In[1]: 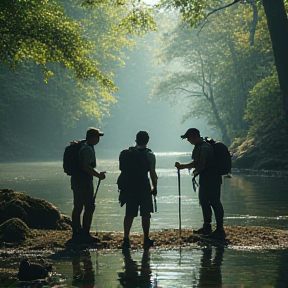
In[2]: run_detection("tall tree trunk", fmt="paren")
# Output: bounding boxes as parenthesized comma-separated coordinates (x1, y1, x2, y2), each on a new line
(263, 0, 288, 121)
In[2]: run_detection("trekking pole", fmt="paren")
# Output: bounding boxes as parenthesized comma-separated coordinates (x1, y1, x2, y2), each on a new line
(93, 178, 101, 203)
(177, 169, 181, 238)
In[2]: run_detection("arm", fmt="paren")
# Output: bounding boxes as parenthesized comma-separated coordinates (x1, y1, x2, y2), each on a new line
(175, 161, 195, 170)
(148, 153, 158, 195)
(149, 167, 158, 191)
(81, 163, 106, 180)
(79, 145, 106, 180)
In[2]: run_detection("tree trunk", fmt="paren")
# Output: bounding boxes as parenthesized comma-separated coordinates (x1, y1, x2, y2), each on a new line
(262, 0, 288, 121)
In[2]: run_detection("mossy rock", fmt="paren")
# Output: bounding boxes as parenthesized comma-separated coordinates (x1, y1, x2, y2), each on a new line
(0, 189, 71, 230)
(0, 218, 32, 243)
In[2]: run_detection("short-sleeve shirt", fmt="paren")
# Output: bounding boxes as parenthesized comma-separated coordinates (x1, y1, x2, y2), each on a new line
(192, 141, 222, 185)
(79, 143, 96, 169)
(71, 142, 96, 185)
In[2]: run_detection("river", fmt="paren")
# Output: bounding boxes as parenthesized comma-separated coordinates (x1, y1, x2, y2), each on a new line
(1, 152, 288, 287)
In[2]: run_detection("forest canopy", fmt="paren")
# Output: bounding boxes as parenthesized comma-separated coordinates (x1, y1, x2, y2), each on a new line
(151, 0, 288, 169)
(0, 0, 156, 159)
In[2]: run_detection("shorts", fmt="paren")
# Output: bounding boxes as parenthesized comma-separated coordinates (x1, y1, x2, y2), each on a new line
(71, 179, 94, 210)
(125, 190, 153, 217)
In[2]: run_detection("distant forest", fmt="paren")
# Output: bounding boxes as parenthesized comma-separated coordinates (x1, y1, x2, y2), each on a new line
(1, 0, 288, 169)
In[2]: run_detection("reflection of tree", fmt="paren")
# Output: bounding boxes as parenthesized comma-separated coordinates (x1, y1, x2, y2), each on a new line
(198, 245, 224, 288)
(118, 249, 152, 288)
(72, 250, 95, 288)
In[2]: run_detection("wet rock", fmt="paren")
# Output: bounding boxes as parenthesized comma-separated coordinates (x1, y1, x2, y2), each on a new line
(0, 218, 32, 243)
(18, 258, 52, 281)
(0, 189, 71, 230)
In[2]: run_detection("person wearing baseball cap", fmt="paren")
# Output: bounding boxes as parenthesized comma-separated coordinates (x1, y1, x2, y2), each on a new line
(175, 128, 225, 239)
(71, 127, 106, 244)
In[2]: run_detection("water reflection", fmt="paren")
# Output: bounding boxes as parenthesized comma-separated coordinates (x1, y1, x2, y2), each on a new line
(71, 250, 95, 288)
(118, 249, 152, 288)
(198, 245, 224, 287)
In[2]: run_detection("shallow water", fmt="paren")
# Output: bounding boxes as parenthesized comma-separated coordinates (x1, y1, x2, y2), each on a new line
(1, 153, 288, 287)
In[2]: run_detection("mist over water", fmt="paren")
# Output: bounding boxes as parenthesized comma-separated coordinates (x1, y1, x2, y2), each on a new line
(77, 39, 218, 160)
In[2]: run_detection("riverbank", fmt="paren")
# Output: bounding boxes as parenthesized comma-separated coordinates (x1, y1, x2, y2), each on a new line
(1, 226, 288, 282)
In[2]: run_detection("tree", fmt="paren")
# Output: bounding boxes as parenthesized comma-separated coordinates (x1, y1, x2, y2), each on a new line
(0, 0, 113, 88)
(0, 0, 156, 159)
(157, 0, 288, 122)
(152, 4, 273, 144)
(262, 0, 288, 120)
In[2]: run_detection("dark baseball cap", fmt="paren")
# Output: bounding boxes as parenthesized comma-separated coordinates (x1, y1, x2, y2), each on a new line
(181, 128, 200, 139)
(86, 127, 104, 138)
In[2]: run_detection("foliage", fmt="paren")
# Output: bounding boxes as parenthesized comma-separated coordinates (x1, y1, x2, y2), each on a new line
(0, 0, 156, 159)
(152, 4, 274, 144)
(244, 71, 283, 136)
(0, 0, 113, 87)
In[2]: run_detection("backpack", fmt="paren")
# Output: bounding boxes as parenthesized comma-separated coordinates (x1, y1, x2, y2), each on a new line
(204, 137, 232, 175)
(63, 140, 86, 176)
(117, 147, 151, 192)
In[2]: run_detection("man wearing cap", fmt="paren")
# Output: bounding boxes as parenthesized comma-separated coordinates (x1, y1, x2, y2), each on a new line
(175, 128, 225, 239)
(120, 131, 158, 249)
(71, 127, 106, 243)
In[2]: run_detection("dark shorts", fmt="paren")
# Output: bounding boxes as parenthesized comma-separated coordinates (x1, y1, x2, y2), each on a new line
(125, 190, 153, 217)
(71, 179, 94, 210)
(198, 183, 221, 205)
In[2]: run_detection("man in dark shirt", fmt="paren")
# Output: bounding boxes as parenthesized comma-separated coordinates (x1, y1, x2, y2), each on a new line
(175, 128, 225, 239)
(71, 127, 106, 243)
(120, 131, 158, 249)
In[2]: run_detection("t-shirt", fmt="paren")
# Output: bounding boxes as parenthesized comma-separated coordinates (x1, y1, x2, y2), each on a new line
(71, 142, 96, 185)
(192, 141, 222, 185)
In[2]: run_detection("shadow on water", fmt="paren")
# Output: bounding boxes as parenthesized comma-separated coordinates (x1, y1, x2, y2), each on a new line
(71, 250, 95, 287)
(117, 244, 225, 288)
(198, 245, 224, 288)
(7, 245, 288, 287)
(118, 249, 152, 288)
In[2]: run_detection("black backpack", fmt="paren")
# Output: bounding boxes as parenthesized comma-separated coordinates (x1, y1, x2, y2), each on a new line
(204, 137, 232, 175)
(63, 140, 86, 176)
(117, 147, 151, 191)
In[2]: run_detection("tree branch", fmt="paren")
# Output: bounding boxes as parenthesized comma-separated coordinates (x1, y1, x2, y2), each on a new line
(198, 0, 242, 34)
(175, 87, 203, 97)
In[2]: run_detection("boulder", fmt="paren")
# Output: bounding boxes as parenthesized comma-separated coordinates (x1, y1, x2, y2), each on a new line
(0, 218, 32, 242)
(0, 189, 71, 230)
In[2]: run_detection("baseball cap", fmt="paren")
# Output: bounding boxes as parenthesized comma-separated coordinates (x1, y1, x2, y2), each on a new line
(181, 128, 200, 139)
(86, 127, 104, 138)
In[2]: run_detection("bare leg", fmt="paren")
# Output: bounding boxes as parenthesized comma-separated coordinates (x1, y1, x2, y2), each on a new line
(72, 207, 82, 233)
(141, 215, 150, 240)
(124, 216, 134, 238)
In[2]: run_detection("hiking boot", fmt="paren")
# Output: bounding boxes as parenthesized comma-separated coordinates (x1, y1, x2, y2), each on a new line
(206, 228, 226, 240)
(122, 237, 131, 249)
(82, 232, 101, 244)
(72, 228, 83, 243)
(193, 225, 212, 236)
(143, 238, 154, 250)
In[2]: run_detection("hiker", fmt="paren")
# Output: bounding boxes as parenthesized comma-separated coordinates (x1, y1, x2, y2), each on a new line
(174, 128, 226, 239)
(118, 131, 158, 249)
(71, 127, 106, 243)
